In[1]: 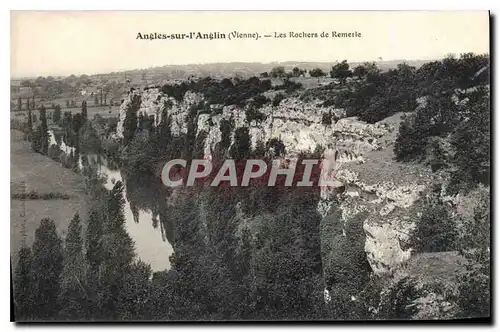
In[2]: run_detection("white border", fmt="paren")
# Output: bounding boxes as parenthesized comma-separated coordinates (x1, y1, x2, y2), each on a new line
(2, 1, 497, 331)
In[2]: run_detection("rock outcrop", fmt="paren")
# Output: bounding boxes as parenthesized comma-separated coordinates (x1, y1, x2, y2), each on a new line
(116, 88, 434, 274)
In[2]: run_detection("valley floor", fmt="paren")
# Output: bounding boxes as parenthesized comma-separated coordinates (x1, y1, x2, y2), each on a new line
(10, 130, 88, 266)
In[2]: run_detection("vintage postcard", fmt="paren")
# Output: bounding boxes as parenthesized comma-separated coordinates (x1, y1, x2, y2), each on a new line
(10, 11, 490, 322)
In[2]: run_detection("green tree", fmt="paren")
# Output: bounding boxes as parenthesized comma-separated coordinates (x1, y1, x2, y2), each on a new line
(84, 209, 104, 319)
(378, 276, 422, 319)
(123, 95, 141, 146)
(58, 214, 88, 320)
(272, 93, 285, 107)
(330, 60, 352, 84)
(394, 115, 427, 162)
(292, 67, 304, 77)
(39, 105, 49, 155)
(409, 196, 458, 253)
(31, 218, 64, 320)
(85, 209, 104, 271)
(251, 190, 324, 320)
(81, 100, 88, 121)
(266, 138, 286, 157)
(27, 106, 33, 139)
(53, 104, 62, 123)
(270, 66, 286, 78)
(230, 127, 251, 159)
(99, 181, 136, 319)
(322, 209, 372, 319)
(448, 88, 490, 192)
(309, 68, 326, 82)
(456, 187, 490, 318)
(14, 247, 34, 320)
(353, 64, 368, 80)
(115, 260, 154, 320)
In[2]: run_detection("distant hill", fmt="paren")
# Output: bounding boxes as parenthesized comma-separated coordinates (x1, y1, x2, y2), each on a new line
(98, 59, 433, 79)
(9, 58, 436, 107)
(13, 59, 436, 81)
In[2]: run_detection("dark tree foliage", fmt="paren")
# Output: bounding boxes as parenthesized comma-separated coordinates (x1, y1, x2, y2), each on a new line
(245, 106, 267, 124)
(309, 68, 326, 79)
(353, 64, 368, 80)
(53, 104, 62, 123)
(138, 112, 145, 130)
(85, 208, 104, 309)
(394, 114, 428, 162)
(330, 60, 352, 84)
(270, 66, 286, 78)
(218, 118, 234, 155)
(249, 186, 324, 320)
(14, 247, 34, 320)
(292, 67, 306, 77)
(266, 138, 286, 157)
(81, 100, 87, 121)
(272, 79, 303, 92)
(99, 181, 136, 319)
(31, 218, 64, 320)
(409, 195, 458, 253)
(394, 78, 490, 194)
(456, 189, 490, 318)
(192, 130, 208, 159)
(58, 214, 88, 320)
(378, 276, 423, 320)
(447, 88, 490, 193)
(230, 127, 251, 159)
(248, 94, 270, 109)
(161, 76, 272, 108)
(328, 55, 489, 123)
(322, 208, 372, 319)
(27, 107, 33, 139)
(38, 105, 49, 155)
(322, 112, 333, 126)
(123, 94, 141, 146)
(272, 93, 285, 107)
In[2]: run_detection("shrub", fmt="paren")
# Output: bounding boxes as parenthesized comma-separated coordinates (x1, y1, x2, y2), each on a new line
(409, 196, 458, 253)
(378, 276, 422, 319)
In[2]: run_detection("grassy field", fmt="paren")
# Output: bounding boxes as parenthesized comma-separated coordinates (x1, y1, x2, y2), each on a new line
(10, 130, 88, 266)
(11, 105, 121, 123)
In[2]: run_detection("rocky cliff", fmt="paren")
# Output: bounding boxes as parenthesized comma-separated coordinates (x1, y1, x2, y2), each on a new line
(116, 87, 434, 275)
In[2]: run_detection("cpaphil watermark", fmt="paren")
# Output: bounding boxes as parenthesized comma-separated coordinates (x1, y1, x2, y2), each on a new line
(161, 158, 340, 188)
(19, 180, 28, 247)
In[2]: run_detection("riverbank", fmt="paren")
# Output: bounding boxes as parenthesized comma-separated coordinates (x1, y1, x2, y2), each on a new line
(10, 129, 88, 265)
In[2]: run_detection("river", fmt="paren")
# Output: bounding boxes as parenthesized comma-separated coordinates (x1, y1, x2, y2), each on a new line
(49, 131, 174, 272)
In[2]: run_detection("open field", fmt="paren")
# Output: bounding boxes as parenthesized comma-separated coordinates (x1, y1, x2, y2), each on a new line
(11, 105, 121, 122)
(10, 130, 88, 265)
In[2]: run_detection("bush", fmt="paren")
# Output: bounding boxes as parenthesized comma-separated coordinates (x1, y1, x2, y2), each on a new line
(322, 112, 333, 126)
(378, 276, 422, 319)
(272, 93, 285, 107)
(409, 196, 458, 253)
(394, 115, 427, 162)
(11, 190, 70, 200)
(245, 106, 266, 124)
(161, 76, 273, 107)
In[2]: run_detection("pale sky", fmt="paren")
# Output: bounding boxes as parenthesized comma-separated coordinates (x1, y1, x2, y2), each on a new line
(11, 11, 490, 77)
